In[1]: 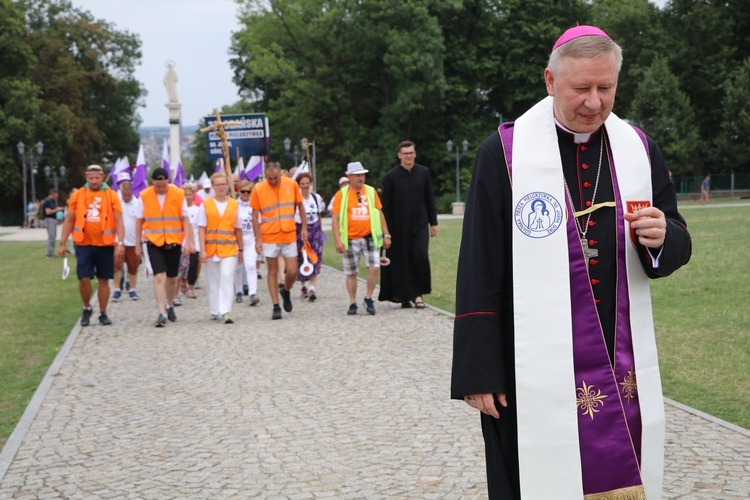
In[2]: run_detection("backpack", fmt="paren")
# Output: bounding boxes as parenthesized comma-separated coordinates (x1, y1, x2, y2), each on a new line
(37, 198, 48, 221)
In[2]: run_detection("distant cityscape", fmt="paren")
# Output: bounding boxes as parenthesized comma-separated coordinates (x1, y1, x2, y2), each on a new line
(138, 125, 199, 164)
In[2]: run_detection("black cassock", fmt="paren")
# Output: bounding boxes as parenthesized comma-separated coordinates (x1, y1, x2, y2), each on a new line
(379, 163, 438, 304)
(451, 126, 692, 499)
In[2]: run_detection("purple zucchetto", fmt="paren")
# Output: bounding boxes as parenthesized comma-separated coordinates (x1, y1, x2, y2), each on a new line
(552, 25, 612, 52)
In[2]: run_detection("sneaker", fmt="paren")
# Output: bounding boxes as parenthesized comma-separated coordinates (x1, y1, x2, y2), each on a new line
(308, 291, 317, 302)
(347, 303, 358, 315)
(166, 306, 177, 322)
(272, 304, 282, 320)
(279, 284, 293, 312)
(301, 285, 309, 298)
(210, 314, 219, 321)
(129, 290, 140, 301)
(235, 292, 243, 303)
(173, 297, 182, 307)
(223, 313, 234, 324)
(112, 289, 122, 302)
(81, 307, 93, 327)
(364, 297, 376, 315)
(99, 312, 112, 326)
(155, 313, 167, 327)
(249, 294, 260, 306)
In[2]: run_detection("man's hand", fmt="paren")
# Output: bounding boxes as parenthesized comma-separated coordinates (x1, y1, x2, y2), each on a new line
(384, 237, 392, 250)
(301, 227, 308, 242)
(238, 250, 244, 264)
(135, 244, 142, 258)
(255, 240, 263, 255)
(464, 393, 507, 419)
(335, 240, 345, 254)
(624, 207, 666, 249)
(58, 243, 67, 257)
(430, 225, 438, 238)
(115, 245, 125, 258)
(200, 251, 207, 263)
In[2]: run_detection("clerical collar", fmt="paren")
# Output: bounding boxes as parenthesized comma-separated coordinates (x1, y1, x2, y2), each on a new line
(554, 119, 596, 144)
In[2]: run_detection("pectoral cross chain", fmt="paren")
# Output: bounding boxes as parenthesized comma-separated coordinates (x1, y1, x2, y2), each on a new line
(581, 238, 598, 271)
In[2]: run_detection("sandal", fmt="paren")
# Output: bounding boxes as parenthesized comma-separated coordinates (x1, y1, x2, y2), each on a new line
(187, 290, 197, 299)
(414, 300, 426, 309)
(401, 301, 413, 309)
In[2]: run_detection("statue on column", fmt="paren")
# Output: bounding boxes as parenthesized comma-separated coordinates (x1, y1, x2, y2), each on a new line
(163, 61, 179, 103)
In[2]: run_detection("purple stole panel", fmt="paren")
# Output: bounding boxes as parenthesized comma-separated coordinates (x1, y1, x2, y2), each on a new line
(500, 124, 645, 496)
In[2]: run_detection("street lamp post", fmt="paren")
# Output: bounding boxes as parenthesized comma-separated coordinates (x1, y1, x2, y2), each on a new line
(17, 141, 44, 228)
(283, 137, 299, 166)
(45, 165, 67, 190)
(446, 139, 469, 203)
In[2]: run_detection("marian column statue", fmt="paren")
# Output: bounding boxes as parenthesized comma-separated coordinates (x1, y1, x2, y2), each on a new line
(163, 62, 179, 103)
(163, 61, 182, 179)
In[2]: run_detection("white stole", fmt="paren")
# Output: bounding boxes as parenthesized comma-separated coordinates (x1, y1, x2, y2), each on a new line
(511, 96, 664, 499)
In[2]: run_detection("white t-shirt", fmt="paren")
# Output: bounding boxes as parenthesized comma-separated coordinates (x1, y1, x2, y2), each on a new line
(186, 204, 201, 252)
(118, 193, 143, 246)
(237, 200, 256, 244)
(295, 192, 325, 225)
(197, 199, 243, 262)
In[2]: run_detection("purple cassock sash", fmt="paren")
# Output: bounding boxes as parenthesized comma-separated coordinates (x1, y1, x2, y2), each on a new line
(500, 123, 648, 498)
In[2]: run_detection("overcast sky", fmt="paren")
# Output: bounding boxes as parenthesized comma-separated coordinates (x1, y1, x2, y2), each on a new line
(71, 0, 242, 128)
(70, 0, 669, 128)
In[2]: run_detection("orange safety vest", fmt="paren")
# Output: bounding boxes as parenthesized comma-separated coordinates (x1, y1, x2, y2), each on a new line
(203, 197, 239, 258)
(256, 176, 297, 236)
(141, 185, 185, 246)
(72, 187, 118, 245)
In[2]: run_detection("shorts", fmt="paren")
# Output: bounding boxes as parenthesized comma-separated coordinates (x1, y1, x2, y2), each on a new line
(343, 237, 379, 275)
(147, 243, 182, 278)
(262, 242, 297, 259)
(114, 246, 140, 274)
(75, 245, 115, 281)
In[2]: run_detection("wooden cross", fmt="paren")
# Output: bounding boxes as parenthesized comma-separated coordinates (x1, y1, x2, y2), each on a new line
(200, 108, 243, 198)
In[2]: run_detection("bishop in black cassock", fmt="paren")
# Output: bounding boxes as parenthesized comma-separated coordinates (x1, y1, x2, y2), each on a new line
(451, 25, 692, 500)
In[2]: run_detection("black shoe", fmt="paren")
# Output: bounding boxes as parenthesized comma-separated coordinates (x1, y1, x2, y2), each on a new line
(272, 304, 282, 320)
(243, 285, 249, 296)
(166, 306, 177, 322)
(308, 291, 317, 302)
(81, 307, 93, 327)
(401, 301, 413, 309)
(279, 284, 293, 312)
(364, 297, 376, 315)
(155, 313, 167, 327)
(347, 303, 358, 315)
(99, 312, 112, 326)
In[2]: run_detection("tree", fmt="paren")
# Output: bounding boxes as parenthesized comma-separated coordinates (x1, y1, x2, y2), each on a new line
(630, 57, 699, 175)
(716, 58, 750, 173)
(0, 0, 42, 214)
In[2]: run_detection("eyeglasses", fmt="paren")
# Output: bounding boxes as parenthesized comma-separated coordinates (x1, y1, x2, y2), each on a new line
(239, 190, 251, 194)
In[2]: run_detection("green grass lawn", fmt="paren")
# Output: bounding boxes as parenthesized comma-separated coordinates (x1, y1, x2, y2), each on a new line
(0, 242, 82, 449)
(1, 206, 748, 450)
(324, 204, 750, 429)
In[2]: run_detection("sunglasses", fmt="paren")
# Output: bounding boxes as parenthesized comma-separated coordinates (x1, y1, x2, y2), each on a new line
(239, 190, 251, 194)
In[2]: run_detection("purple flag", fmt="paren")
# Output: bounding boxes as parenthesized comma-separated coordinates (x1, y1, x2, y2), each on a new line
(214, 158, 222, 173)
(131, 145, 148, 197)
(174, 158, 186, 187)
(246, 156, 263, 181)
(161, 139, 171, 182)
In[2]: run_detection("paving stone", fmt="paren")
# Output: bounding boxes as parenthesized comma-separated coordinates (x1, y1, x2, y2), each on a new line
(0, 249, 748, 497)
